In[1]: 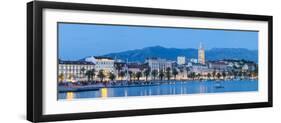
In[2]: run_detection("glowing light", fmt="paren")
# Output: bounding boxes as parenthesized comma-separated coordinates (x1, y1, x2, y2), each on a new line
(101, 88, 108, 98)
(66, 92, 75, 100)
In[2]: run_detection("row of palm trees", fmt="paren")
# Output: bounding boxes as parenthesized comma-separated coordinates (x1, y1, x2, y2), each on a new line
(115, 67, 180, 81)
(58, 68, 106, 82)
(188, 69, 258, 80)
(59, 65, 258, 82)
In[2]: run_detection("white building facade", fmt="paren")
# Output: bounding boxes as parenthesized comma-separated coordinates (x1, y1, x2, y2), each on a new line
(145, 57, 172, 72)
(177, 56, 186, 65)
(58, 60, 95, 82)
(94, 56, 115, 74)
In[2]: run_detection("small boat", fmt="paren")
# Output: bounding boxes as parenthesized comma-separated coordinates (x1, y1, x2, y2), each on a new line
(214, 83, 224, 88)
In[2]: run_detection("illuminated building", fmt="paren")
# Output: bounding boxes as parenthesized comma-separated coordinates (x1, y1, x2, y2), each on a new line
(198, 42, 205, 65)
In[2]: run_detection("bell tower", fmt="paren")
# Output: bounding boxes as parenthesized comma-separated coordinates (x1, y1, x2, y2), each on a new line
(198, 42, 205, 64)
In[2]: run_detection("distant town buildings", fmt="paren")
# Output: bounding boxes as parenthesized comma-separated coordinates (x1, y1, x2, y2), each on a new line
(190, 58, 198, 63)
(127, 63, 149, 75)
(58, 43, 258, 82)
(208, 61, 228, 71)
(191, 63, 209, 74)
(177, 56, 186, 65)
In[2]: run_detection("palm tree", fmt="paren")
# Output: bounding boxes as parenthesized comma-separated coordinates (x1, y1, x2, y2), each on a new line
(80, 67, 86, 81)
(136, 71, 142, 81)
(172, 68, 178, 80)
(109, 72, 116, 81)
(207, 73, 211, 80)
(212, 70, 217, 79)
(222, 71, 227, 80)
(238, 71, 243, 79)
(247, 71, 251, 78)
(151, 70, 158, 80)
(128, 71, 133, 81)
(67, 74, 73, 81)
(189, 72, 196, 80)
(115, 63, 123, 79)
(159, 69, 165, 81)
(179, 67, 184, 78)
(85, 70, 91, 81)
(91, 69, 96, 80)
(217, 72, 221, 80)
(58, 73, 64, 82)
(97, 69, 105, 82)
(233, 70, 238, 79)
(165, 67, 171, 80)
(179, 67, 184, 77)
(85, 69, 95, 82)
(132, 72, 137, 81)
(186, 67, 190, 79)
(118, 71, 125, 81)
(197, 73, 201, 79)
(143, 68, 150, 81)
(228, 70, 233, 79)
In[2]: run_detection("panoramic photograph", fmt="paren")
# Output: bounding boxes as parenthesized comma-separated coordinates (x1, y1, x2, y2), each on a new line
(57, 22, 258, 100)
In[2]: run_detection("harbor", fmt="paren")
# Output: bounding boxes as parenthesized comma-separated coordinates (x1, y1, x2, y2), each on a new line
(58, 80, 258, 99)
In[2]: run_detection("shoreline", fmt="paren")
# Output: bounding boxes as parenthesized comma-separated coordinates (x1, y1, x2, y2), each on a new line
(58, 79, 258, 93)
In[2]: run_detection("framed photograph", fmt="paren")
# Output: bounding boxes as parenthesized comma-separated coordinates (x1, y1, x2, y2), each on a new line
(27, 1, 273, 122)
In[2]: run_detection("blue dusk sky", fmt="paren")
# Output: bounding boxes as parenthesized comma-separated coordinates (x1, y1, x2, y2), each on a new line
(58, 23, 258, 60)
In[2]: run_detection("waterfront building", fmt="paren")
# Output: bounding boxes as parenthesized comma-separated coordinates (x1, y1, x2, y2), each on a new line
(127, 63, 148, 73)
(124, 63, 149, 80)
(208, 61, 228, 71)
(198, 42, 205, 65)
(191, 63, 210, 74)
(94, 56, 115, 75)
(58, 60, 95, 82)
(177, 56, 186, 65)
(83, 56, 116, 80)
(113, 62, 127, 80)
(145, 57, 172, 72)
(114, 62, 126, 72)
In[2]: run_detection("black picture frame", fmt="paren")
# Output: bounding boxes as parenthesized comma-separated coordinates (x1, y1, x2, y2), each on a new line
(27, 1, 273, 122)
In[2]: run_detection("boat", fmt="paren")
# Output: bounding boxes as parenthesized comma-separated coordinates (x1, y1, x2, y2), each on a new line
(214, 82, 224, 88)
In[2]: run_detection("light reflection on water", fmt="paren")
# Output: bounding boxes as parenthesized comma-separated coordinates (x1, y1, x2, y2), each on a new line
(101, 88, 108, 99)
(66, 92, 74, 100)
(60, 80, 258, 100)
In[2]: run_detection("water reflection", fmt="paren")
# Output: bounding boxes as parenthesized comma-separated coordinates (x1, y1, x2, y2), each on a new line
(59, 80, 258, 100)
(66, 92, 75, 100)
(101, 88, 108, 98)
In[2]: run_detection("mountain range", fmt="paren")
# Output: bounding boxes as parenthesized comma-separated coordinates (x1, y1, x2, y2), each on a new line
(101, 46, 258, 63)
